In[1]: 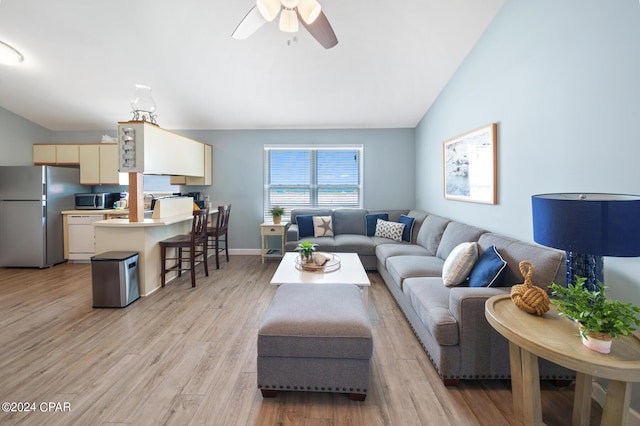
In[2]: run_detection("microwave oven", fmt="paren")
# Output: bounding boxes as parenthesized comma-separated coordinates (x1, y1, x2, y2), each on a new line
(75, 192, 121, 210)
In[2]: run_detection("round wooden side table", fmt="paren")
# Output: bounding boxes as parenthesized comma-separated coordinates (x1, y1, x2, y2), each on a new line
(485, 294, 640, 426)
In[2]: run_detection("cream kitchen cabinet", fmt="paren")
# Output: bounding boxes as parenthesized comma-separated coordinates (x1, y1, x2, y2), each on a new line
(170, 144, 213, 186)
(33, 144, 80, 165)
(79, 144, 123, 185)
(64, 213, 106, 260)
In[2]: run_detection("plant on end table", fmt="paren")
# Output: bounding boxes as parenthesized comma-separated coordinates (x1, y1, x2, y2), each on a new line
(549, 277, 640, 353)
(295, 241, 317, 263)
(270, 206, 285, 224)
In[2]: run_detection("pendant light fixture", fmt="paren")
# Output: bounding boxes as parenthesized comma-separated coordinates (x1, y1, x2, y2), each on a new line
(0, 41, 24, 65)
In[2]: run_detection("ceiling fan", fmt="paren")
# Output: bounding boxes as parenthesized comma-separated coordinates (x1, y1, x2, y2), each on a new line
(232, 0, 338, 49)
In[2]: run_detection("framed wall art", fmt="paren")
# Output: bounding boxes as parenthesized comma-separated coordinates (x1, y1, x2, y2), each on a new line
(443, 123, 497, 204)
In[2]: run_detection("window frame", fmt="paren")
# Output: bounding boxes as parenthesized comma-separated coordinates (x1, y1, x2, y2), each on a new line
(263, 144, 364, 222)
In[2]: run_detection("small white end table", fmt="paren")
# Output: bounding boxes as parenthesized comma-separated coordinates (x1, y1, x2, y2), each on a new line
(260, 222, 289, 263)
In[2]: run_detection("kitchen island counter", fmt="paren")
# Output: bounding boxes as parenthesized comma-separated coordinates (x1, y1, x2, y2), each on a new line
(93, 213, 192, 228)
(94, 214, 194, 295)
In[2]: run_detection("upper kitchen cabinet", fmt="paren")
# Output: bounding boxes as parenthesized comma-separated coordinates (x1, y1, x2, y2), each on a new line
(170, 144, 213, 186)
(118, 121, 206, 177)
(33, 144, 80, 165)
(79, 144, 124, 185)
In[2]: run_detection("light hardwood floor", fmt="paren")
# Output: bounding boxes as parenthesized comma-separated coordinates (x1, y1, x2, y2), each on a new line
(0, 256, 601, 425)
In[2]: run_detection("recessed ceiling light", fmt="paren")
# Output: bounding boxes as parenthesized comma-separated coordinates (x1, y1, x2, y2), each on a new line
(0, 41, 24, 65)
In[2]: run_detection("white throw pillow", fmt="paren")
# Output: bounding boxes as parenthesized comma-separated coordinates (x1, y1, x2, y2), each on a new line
(442, 242, 478, 287)
(313, 216, 334, 237)
(374, 219, 405, 242)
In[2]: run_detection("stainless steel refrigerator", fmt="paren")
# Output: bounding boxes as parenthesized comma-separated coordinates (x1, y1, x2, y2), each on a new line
(0, 165, 83, 268)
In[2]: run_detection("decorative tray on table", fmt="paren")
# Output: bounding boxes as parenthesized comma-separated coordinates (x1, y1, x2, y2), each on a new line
(295, 252, 341, 273)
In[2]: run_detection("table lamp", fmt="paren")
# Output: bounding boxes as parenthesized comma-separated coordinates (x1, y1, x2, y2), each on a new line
(531, 193, 640, 291)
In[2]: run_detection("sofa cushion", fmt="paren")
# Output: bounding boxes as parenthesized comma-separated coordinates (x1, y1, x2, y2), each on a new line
(403, 278, 459, 346)
(416, 215, 451, 255)
(297, 215, 315, 238)
(442, 242, 478, 287)
(313, 216, 334, 237)
(375, 243, 431, 268)
(375, 219, 405, 242)
(406, 210, 429, 243)
(468, 245, 507, 287)
(436, 222, 486, 260)
(333, 208, 368, 235)
(365, 213, 388, 236)
(333, 234, 377, 256)
(398, 215, 415, 242)
(292, 209, 333, 224)
(287, 237, 336, 253)
(386, 255, 445, 288)
(477, 233, 565, 289)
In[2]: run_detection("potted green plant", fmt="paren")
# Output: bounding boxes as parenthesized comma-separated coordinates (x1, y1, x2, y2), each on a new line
(295, 241, 317, 263)
(270, 206, 285, 224)
(549, 277, 640, 354)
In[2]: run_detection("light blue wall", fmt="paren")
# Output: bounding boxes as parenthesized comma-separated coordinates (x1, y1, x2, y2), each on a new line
(52, 128, 416, 250)
(0, 107, 51, 165)
(415, 0, 640, 408)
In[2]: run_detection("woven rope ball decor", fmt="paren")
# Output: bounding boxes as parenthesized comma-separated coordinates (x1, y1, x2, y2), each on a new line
(510, 260, 550, 315)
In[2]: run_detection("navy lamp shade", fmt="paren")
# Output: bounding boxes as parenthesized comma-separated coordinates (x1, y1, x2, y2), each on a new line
(532, 193, 640, 290)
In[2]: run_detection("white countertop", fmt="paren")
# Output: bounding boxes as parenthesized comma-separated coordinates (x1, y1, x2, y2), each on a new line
(62, 209, 127, 215)
(93, 213, 194, 228)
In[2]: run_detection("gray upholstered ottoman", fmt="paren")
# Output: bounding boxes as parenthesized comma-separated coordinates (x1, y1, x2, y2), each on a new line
(257, 283, 373, 401)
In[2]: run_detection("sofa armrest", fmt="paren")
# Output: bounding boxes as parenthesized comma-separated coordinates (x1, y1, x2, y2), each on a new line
(449, 287, 510, 323)
(286, 224, 299, 242)
(449, 287, 512, 377)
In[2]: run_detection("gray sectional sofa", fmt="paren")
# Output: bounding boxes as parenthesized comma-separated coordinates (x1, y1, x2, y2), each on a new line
(285, 208, 574, 384)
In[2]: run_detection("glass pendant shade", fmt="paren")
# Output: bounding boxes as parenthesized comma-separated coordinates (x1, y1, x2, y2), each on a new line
(257, 0, 281, 22)
(280, 0, 299, 8)
(131, 84, 156, 113)
(279, 8, 299, 33)
(297, 0, 321, 24)
(0, 41, 24, 65)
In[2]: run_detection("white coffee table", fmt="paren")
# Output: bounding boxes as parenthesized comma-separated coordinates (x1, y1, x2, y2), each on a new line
(270, 252, 371, 307)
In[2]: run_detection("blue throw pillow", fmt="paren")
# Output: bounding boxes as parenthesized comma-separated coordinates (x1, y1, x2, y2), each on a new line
(398, 215, 415, 242)
(468, 245, 507, 287)
(365, 213, 388, 236)
(296, 215, 315, 238)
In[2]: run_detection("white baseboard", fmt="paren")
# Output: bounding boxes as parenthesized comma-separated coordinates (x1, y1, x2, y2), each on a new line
(592, 381, 640, 425)
(228, 249, 261, 256)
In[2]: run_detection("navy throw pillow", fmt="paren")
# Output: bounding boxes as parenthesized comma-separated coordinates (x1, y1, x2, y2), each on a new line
(468, 245, 507, 287)
(296, 215, 315, 238)
(365, 213, 388, 236)
(398, 215, 415, 242)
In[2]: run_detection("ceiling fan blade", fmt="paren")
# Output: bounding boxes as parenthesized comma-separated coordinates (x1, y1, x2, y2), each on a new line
(297, 10, 338, 49)
(232, 6, 267, 40)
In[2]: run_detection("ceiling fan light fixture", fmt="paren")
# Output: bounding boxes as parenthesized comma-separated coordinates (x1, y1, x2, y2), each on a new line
(279, 8, 299, 33)
(256, 0, 281, 22)
(297, 0, 321, 24)
(0, 40, 24, 66)
(280, 0, 299, 9)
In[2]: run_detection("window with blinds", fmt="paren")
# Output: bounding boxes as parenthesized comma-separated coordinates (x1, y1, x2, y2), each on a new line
(263, 145, 363, 221)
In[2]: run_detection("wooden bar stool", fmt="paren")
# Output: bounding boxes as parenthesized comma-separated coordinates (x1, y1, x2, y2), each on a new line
(207, 204, 231, 269)
(160, 209, 209, 288)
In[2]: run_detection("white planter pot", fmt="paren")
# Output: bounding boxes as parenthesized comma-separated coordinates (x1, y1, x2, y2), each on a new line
(580, 332, 612, 354)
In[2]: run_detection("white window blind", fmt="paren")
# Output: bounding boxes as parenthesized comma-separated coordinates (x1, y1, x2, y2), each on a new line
(263, 145, 363, 221)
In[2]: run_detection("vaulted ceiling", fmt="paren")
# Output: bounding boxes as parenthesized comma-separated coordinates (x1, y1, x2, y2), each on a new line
(0, 0, 504, 131)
